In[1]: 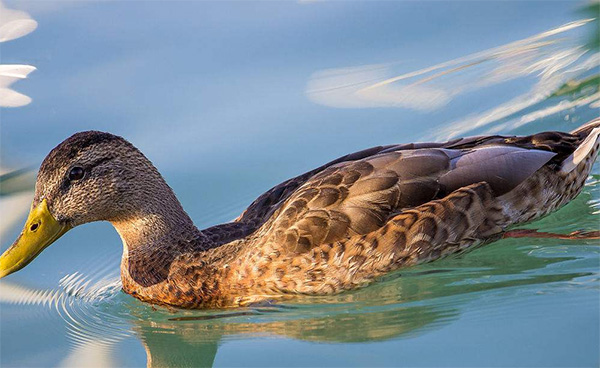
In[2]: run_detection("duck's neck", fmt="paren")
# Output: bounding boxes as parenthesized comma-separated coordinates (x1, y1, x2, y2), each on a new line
(110, 187, 211, 288)
(112, 206, 204, 253)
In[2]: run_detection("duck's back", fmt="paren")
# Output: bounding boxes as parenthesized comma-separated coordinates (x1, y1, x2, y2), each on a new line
(207, 122, 591, 246)
(182, 120, 599, 303)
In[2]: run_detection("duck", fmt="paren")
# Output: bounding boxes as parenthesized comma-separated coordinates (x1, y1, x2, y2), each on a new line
(1, 119, 599, 308)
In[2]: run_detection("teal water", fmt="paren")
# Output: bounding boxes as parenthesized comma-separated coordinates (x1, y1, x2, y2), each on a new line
(1, 2, 599, 367)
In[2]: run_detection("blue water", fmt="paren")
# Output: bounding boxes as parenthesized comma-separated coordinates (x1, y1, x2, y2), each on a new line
(1, 1, 599, 367)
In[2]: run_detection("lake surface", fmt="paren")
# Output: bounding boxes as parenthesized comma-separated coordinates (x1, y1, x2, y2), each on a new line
(1, 1, 599, 367)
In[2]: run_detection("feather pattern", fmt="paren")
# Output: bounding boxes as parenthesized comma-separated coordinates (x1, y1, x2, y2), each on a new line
(117, 120, 600, 308)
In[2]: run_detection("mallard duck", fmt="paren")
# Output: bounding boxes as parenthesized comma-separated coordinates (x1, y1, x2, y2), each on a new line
(1, 119, 599, 308)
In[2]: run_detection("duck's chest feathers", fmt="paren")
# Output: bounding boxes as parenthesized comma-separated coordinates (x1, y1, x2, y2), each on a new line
(120, 237, 244, 308)
(126, 242, 181, 287)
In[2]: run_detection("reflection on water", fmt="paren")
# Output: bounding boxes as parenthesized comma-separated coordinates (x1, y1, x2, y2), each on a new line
(1, 3, 599, 368)
(0, 1, 36, 42)
(0, 0, 36, 107)
(306, 18, 599, 139)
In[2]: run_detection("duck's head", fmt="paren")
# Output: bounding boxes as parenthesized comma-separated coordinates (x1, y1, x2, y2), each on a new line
(0, 131, 177, 279)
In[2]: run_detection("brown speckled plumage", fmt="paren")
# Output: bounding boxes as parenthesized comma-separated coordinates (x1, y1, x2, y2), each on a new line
(25, 119, 600, 308)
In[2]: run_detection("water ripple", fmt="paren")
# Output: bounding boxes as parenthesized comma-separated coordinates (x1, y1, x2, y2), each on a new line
(0, 262, 131, 354)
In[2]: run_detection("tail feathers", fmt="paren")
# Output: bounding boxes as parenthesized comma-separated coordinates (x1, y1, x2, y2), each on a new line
(561, 118, 600, 174)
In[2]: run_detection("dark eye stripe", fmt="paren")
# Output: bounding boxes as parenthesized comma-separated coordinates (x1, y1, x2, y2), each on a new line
(89, 156, 114, 169)
(69, 156, 114, 180)
(57, 156, 115, 196)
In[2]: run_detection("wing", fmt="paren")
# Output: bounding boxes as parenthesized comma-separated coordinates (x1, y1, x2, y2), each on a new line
(201, 143, 440, 245)
(202, 130, 577, 248)
(260, 144, 556, 254)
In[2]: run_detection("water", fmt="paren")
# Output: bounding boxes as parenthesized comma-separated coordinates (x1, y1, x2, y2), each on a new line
(1, 1, 599, 367)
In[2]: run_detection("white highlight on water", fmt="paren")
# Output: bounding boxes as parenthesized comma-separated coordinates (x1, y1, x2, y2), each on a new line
(305, 19, 599, 138)
(0, 0, 37, 107)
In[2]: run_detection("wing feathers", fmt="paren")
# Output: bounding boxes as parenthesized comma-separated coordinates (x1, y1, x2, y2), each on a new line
(440, 146, 556, 195)
(205, 126, 589, 253)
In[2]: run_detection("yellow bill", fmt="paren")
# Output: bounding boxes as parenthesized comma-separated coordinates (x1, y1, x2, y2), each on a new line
(0, 199, 71, 278)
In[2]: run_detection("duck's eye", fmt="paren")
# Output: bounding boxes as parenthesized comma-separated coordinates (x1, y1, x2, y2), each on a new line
(68, 167, 85, 181)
